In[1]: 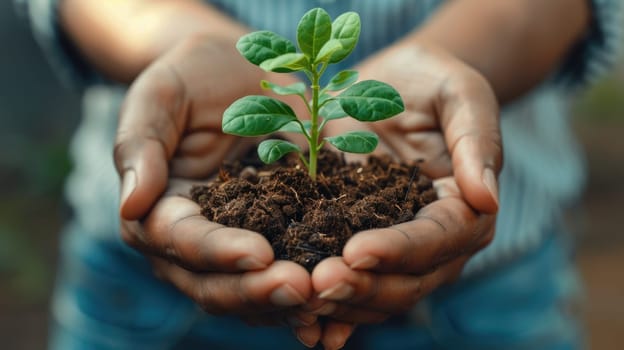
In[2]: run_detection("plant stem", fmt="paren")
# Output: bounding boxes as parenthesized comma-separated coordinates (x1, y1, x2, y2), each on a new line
(309, 69, 321, 181)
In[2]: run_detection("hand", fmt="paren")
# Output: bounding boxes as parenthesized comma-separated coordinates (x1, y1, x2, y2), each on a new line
(113, 34, 315, 327)
(315, 42, 502, 349)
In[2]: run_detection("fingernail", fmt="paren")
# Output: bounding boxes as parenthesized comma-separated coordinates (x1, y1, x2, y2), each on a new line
(319, 282, 354, 301)
(270, 284, 306, 306)
(350, 256, 379, 270)
(295, 328, 318, 348)
(310, 302, 336, 315)
(482, 167, 499, 208)
(235, 256, 267, 270)
(120, 169, 137, 207)
(335, 330, 354, 350)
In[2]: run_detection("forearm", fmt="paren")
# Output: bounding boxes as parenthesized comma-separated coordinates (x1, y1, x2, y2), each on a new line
(59, 0, 248, 83)
(411, 0, 590, 103)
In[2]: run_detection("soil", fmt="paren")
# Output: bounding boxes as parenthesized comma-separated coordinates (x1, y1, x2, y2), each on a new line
(191, 149, 437, 271)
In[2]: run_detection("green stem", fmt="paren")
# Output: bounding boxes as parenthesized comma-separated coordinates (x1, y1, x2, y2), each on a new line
(309, 68, 321, 181)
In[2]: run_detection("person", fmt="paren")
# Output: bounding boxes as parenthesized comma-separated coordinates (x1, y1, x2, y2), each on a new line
(19, 0, 621, 349)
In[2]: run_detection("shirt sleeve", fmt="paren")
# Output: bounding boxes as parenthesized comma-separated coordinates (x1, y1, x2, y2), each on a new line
(557, 0, 623, 88)
(15, 0, 106, 90)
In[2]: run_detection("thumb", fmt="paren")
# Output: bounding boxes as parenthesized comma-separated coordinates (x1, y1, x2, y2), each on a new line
(114, 65, 188, 220)
(439, 76, 502, 214)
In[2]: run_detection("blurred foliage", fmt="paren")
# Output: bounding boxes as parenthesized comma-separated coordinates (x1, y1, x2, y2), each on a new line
(0, 141, 72, 306)
(574, 73, 624, 123)
(0, 225, 50, 305)
(2, 141, 73, 196)
(0, 2, 78, 308)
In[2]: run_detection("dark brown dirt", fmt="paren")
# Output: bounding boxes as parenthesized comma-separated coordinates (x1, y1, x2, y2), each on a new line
(190, 150, 437, 271)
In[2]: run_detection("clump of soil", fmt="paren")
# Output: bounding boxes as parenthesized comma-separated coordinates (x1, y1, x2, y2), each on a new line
(190, 150, 437, 271)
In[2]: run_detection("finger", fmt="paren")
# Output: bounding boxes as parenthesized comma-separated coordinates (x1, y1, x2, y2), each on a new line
(171, 133, 252, 178)
(128, 189, 274, 272)
(438, 71, 502, 214)
(342, 178, 495, 274)
(240, 310, 316, 328)
(152, 259, 312, 315)
(379, 128, 452, 178)
(313, 257, 398, 315)
(321, 321, 355, 350)
(301, 296, 337, 316)
(115, 62, 188, 220)
(313, 256, 468, 316)
(325, 303, 389, 324)
(294, 322, 322, 348)
(373, 112, 453, 178)
(123, 179, 274, 272)
(286, 312, 318, 328)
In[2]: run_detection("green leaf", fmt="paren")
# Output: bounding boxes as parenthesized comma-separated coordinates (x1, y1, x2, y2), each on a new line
(329, 12, 360, 63)
(326, 131, 379, 153)
(314, 39, 343, 64)
(261, 80, 306, 96)
(259, 53, 308, 72)
(222, 96, 297, 136)
(336, 80, 404, 121)
(279, 120, 312, 134)
(319, 99, 347, 120)
(236, 31, 296, 66)
(325, 70, 359, 91)
(258, 139, 302, 164)
(297, 8, 332, 60)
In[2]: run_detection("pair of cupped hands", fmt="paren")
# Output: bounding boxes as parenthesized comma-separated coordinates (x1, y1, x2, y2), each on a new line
(114, 34, 502, 350)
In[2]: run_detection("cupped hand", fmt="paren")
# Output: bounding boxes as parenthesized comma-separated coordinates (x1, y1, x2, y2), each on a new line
(113, 34, 315, 328)
(123, 178, 314, 326)
(315, 42, 502, 349)
(311, 177, 495, 348)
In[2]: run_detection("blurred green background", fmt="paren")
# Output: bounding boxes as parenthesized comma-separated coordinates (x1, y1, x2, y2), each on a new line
(1, 2, 623, 349)
(1, 3, 79, 349)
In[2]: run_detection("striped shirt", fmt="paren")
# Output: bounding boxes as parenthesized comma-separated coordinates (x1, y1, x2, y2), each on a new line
(19, 0, 623, 276)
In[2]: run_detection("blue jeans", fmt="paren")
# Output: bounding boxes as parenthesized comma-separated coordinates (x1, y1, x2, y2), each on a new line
(49, 222, 583, 349)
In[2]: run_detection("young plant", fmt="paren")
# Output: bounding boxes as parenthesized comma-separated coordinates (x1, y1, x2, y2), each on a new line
(222, 8, 404, 181)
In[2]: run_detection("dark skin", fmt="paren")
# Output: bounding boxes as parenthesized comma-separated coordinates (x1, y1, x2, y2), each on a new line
(60, 0, 589, 348)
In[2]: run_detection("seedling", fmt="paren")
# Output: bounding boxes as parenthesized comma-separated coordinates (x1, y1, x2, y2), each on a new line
(222, 8, 404, 181)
